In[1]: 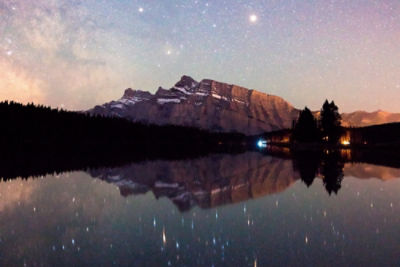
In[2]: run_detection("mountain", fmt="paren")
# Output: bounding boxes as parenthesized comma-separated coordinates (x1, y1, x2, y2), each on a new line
(341, 110, 400, 127)
(89, 76, 299, 135)
(89, 75, 400, 134)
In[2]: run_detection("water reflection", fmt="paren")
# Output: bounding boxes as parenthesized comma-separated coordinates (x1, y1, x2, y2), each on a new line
(90, 153, 299, 211)
(293, 150, 345, 195)
(89, 151, 400, 211)
(1, 150, 400, 266)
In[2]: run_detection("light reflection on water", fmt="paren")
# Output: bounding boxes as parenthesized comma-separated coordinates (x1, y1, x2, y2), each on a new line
(0, 152, 400, 266)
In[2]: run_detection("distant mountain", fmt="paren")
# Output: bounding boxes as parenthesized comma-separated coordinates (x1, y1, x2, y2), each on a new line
(341, 110, 400, 127)
(89, 76, 299, 135)
(89, 75, 400, 134)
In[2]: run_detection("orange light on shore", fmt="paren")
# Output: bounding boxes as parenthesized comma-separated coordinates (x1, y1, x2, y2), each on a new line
(342, 140, 350, 146)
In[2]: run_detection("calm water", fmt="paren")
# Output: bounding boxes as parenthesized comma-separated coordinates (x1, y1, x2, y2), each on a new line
(1, 152, 400, 266)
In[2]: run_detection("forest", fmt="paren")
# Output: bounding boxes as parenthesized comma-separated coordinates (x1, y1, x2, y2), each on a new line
(0, 101, 250, 179)
(0, 101, 248, 149)
(267, 100, 400, 149)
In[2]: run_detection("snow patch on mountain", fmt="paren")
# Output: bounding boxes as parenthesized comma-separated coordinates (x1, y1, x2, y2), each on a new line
(88, 75, 300, 135)
(157, 98, 181, 104)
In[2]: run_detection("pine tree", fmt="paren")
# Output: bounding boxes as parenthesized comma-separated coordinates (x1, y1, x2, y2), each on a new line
(292, 107, 320, 142)
(320, 100, 342, 144)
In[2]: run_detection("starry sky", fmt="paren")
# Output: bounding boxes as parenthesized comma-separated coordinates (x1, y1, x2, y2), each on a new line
(1, 158, 400, 266)
(0, 0, 399, 112)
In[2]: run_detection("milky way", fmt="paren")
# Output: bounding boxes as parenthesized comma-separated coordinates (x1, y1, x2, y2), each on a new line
(0, 0, 399, 112)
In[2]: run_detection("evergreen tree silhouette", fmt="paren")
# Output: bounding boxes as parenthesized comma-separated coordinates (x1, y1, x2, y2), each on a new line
(292, 107, 320, 143)
(320, 100, 342, 144)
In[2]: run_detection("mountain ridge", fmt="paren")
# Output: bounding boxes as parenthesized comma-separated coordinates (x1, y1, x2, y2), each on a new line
(89, 75, 299, 135)
(88, 75, 400, 134)
(341, 109, 400, 127)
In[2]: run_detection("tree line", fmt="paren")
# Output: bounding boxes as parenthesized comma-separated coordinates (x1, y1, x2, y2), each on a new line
(292, 100, 343, 145)
(0, 101, 248, 154)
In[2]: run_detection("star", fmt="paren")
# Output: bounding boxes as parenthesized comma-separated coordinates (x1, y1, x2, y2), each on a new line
(249, 14, 258, 23)
(1, 0, 399, 112)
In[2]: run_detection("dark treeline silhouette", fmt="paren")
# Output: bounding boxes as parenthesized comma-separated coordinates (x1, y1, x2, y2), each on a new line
(292, 100, 343, 145)
(2, 101, 400, 185)
(348, 123, 400, 148)
(0, 101, 251, 180)
(0, 101, 248, 149)
(267, 99, 400, 149)
(292, 107, 319, 143)
(320, 100, 342, 144)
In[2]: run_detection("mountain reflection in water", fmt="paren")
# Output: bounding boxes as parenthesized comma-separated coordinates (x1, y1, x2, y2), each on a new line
(1, 149, 400, 266)
(90, 151, 400, 211)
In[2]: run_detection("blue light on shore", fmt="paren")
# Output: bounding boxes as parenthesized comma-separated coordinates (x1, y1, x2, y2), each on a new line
(257, 139, 267, 148)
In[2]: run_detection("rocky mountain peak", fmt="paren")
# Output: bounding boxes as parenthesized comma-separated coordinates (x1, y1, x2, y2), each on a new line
(122, 88, 136, 98)
(122, 88, 152, 100)
(89, 76, 301, 134)
(174, 75, 199, 89)
(89, 75, 400, 135)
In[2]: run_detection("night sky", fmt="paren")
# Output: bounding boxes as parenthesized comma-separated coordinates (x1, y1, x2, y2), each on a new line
(1, 0, 399, 112)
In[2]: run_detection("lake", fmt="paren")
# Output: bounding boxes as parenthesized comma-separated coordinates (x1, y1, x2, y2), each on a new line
(1, 151, 400, 266)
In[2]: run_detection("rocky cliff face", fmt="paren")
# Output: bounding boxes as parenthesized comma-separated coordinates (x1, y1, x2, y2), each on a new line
(89, 75, 400, 134)
(89, 75, 299, 135)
